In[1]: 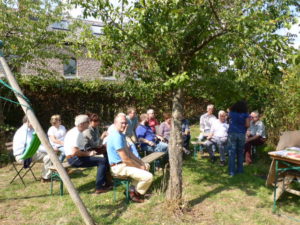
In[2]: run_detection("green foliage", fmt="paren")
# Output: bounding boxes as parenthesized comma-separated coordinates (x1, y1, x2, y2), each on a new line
(0, 0, 71, 73)
(264, 60, 300, 145)
(0, 76, 207, 130)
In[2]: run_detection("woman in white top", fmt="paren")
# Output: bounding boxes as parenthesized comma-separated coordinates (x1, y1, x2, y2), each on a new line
(47, 114, 67, 162)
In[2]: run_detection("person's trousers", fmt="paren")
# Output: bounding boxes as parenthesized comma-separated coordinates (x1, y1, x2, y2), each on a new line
(244, 137, 265, 164)
(16, 152, 52, 179)
(227, 133, 245, 176)
(68, 156, 107, 190)
(110, 163, 153, 195)
(183, 134, 191, 150)
(205, 137, 227, 161)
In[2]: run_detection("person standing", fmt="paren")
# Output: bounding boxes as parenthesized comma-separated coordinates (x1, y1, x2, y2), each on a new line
(227, 101, 250, 176)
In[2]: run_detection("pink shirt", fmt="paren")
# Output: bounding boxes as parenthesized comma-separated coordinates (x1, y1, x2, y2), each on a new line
(148, 118, 159, 133)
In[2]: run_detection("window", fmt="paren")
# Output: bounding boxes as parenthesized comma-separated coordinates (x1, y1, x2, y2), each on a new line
(52, 20, 69, 30)
(64, 58, 77, 77)
(91, 25, 102, 35)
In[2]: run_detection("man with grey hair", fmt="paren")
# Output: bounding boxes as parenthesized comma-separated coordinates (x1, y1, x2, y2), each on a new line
(64, 114, 110, 194)
(107, 113, 152, 203)
(244, 111, 266, 165)
(199, 104, 217, 141)
(205, 110, 229, 165)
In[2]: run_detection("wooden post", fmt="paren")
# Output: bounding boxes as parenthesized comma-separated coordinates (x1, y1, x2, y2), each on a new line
(0, 56, 95, 225)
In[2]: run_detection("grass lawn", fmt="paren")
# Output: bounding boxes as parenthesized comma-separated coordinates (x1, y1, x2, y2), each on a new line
(0, 125, 299, 225)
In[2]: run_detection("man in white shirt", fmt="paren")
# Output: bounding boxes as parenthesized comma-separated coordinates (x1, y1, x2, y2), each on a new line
(205, 110, 229, 166)
(199, 104, 217, 141)
(13, 116, 52, 182)
(64, 114, 110, 194)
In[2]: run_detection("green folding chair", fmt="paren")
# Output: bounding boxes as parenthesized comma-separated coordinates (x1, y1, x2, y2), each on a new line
(10, 133, 41, 186)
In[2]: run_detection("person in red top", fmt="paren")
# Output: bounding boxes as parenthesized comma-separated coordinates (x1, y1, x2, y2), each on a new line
(147, 109, 159, 134)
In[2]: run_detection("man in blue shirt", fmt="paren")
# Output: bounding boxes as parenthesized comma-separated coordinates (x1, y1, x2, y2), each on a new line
(136, 114, 168, 153)
(107, 113, 153, 203)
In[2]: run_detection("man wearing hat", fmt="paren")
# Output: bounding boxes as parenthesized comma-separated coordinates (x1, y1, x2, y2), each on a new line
(64, 114, 110, 194)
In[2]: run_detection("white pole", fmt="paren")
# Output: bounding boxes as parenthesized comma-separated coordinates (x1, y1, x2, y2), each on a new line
(0, 56, 95, 225)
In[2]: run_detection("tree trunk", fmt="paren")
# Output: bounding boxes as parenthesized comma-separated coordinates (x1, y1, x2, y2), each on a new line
(166, 88, 183, 202)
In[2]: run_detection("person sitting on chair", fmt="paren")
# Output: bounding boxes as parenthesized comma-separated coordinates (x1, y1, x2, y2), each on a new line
(126, 107, 138, 143)
(107, 113, 152, 203)
(13, 116, 52, 182)
(83, 113, 107, 154)
(136, 114, 168, 153)
(158, 112, 172, 142)
(198, 104, 217, 141)
(47, 114, 66, 162)
(147, 109, 159, 134)
(244, 111, 266, 165)
(64, 114, 111, 194)
(205, 110, 229, 166)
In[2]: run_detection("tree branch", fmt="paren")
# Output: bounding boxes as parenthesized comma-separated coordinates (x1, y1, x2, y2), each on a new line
(208, 0, 226, 30)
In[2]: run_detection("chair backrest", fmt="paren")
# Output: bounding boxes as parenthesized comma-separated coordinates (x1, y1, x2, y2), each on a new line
(20, 133, 41, 160)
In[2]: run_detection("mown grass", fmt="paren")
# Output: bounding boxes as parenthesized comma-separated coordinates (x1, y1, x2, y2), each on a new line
(0, 125, 299, 225)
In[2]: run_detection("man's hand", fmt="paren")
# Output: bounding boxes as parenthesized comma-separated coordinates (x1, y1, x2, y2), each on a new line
(144, 163, 150, 171)
(148, 141, 155, 146)
(89, 151, 97, 156)
(140, 164, 146, 170)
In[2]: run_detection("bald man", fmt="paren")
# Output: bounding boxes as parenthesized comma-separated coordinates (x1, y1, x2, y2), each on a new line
(107, 113, 153, 203)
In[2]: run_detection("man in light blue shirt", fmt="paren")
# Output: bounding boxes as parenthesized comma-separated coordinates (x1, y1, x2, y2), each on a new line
(107, 113, 153, 203)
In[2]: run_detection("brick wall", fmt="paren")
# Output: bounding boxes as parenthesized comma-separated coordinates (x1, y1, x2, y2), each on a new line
(20, 57, 103, 79)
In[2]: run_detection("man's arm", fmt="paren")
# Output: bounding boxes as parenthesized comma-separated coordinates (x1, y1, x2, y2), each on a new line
(70, 147, 96, 157)
(138, 137, 155, 146)
(118, 148, 146, 169)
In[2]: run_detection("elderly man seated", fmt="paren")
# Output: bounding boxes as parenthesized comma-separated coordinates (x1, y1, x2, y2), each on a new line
(13, 116, 52, 182)
(107, 113, 152, 203)
(244, 111, 266, 165)
(205, 110, 229, 166)
(136, 114, 168, 153)
(64, 114, 110, 194)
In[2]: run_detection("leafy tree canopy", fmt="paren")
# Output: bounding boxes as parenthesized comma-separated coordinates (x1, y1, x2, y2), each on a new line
(0, 0, 71, 72)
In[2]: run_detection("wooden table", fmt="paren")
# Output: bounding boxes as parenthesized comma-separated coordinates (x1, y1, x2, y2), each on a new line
(268, 152, 300, 212)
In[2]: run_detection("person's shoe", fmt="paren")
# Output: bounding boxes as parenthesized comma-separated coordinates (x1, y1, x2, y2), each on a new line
(41, 178, 51, 183)
(94, 188, 110, 195)
(129, 191, 144, 203)
(220, 161, 226, 166)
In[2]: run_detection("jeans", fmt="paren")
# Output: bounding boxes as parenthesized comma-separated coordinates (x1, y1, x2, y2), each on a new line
(141, 141, 168, 153)
(227, 133, 245, 176)
(206, 137, 227, 161)
(57, 146, 65, 162)
(68, 156, 107, 190)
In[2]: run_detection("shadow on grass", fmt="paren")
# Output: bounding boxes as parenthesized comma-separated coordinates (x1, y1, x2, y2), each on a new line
(184, 149, 273, 207)
(0, 193, 50, 202)
(93, 200, 130, 225)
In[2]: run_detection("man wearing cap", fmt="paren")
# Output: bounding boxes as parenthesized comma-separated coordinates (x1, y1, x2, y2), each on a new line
(107, 113, 152, 203)
(64, 114, 110, 194)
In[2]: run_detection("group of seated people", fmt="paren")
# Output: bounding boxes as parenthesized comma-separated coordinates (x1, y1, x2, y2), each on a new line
(12, 107, 190, 203)
(199, 104, 266, 167)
